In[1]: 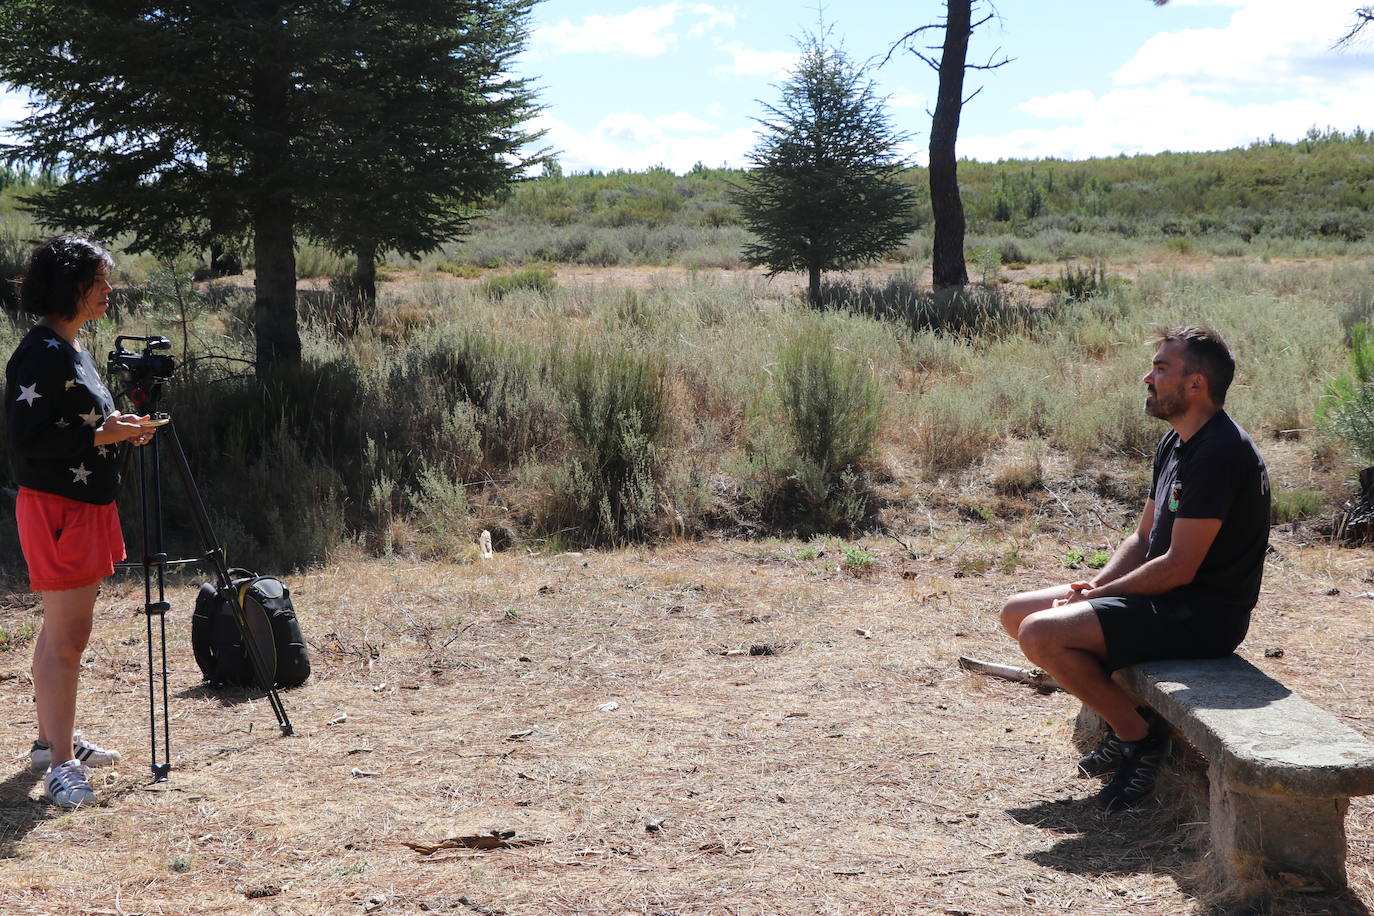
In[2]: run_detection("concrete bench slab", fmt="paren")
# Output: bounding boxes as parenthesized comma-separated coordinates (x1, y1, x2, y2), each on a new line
(1082, 654, 1374, 889)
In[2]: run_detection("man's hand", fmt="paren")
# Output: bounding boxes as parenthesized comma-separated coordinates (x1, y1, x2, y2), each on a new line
(1051, 581, 1094, 607)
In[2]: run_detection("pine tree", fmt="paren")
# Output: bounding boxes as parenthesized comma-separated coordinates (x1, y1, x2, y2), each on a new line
(733, 32, 918, 308)
(297, 0, 544, 310)
(0, 0, 542, 372)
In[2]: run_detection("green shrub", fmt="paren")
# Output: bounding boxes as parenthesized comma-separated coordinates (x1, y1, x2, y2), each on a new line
(911, 388, 1003, 476)
(1060, 261, 1111, 301)
(546, 347, 669, 544)
(479, 267, 557, 299)
(821, 273, 1040, 337)
(775, 329, 883, 484)
(1271, 488, 1329, 524)
(1318, 322, 1374, 463)
(741, 329, 883, 534)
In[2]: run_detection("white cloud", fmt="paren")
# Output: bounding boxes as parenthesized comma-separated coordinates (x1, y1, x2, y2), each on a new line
(1116, 0, 1373, 90)
(597, 111, 718, 143)
(686, 3, 735, 37)
(536, 3, 734, 57)
(1019, 89, 1095, 119)
(887, 90, 927, 111)
(971, 0, 1374, 162)
(535, 111, 755, 173)
(965, 77, 1374, 161)
(715, 44, 797, 77)
(0, 89, 32, 146)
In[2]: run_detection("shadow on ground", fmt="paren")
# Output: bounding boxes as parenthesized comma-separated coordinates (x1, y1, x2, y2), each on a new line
(0, 764, 52, 857)
(1009, 784, 1371, 916)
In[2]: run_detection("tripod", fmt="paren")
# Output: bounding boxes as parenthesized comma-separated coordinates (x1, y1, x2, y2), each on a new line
(113, 344, 293, 782)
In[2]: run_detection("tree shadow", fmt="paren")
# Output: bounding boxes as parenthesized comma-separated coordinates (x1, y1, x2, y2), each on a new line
(0, 765, 53, 858)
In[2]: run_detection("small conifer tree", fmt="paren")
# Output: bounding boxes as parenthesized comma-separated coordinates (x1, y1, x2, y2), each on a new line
(734, 32, 918, 308)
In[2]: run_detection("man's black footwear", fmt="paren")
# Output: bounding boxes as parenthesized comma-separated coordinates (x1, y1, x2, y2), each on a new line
(1077, 729, 1125, 778)
(1096, 725, 1172, 812)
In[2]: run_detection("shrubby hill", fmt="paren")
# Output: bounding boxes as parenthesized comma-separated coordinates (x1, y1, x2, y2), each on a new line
(435, 128, 1374, 269)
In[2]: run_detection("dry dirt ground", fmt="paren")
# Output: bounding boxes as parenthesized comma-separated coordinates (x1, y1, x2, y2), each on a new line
(1, 496, 1372, 915)
(4, 260, 1373, 914)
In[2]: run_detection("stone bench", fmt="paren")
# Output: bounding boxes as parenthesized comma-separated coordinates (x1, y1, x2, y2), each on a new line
(1077, 654, 1374, 889)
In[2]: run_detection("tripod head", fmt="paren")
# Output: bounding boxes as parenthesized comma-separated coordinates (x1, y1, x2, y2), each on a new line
(109, 335, 175, 412)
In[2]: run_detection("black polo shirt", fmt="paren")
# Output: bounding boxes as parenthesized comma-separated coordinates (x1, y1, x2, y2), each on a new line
(1146, 410, 1270, 611)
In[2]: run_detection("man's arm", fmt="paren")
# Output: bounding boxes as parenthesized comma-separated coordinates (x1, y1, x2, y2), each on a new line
(1082, 516, 1222, 599)
(1057, 500, 1154, 605)
(1090, 499, 1155, 586)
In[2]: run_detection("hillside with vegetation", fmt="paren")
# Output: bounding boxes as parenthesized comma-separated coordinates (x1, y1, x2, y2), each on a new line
(1, 132, 1373, 575)
(421, 128, 1374, 270)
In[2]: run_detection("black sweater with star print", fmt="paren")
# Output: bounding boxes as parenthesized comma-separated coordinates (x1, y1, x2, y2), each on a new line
(5, 325, 121, 504)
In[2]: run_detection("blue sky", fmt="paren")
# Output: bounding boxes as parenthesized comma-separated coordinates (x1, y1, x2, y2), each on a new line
(2, 0, 1372, 174)
(521, 0, 1374, 172)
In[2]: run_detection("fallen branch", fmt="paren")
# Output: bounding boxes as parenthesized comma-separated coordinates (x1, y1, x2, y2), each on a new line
(403, 830, 550, 856)
(958, 656, 1063, 693)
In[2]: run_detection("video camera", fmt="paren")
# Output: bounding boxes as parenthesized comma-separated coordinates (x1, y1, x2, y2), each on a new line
(108, 335, 176, 384)
(108, 335, 175, 411)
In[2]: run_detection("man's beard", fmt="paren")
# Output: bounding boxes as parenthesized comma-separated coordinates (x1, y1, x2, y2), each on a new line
(1145, 387, 1186, 420)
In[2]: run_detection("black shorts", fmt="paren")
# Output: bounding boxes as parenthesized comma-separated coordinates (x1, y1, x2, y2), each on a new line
(1091, 592, 1252, 672)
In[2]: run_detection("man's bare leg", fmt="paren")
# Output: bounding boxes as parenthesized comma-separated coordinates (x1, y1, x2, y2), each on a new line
(1000, 584, 1076, 639)
(1009, 601, 1149, 742)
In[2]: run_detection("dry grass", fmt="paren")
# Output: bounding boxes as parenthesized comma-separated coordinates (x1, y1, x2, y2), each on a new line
(1, 456, 1371, 915)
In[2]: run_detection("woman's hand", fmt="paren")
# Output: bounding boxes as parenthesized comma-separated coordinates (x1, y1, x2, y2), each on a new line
(94, 411, 159, 447)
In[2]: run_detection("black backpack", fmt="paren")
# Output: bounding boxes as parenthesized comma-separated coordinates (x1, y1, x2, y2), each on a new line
(191, 568, 311, 689)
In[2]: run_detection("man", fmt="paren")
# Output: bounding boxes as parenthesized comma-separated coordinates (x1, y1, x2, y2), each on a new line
(1000, 326, 1270, 811)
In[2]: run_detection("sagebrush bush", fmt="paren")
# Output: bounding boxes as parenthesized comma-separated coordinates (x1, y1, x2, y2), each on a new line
(1271, 488, 1329, 525)
(775, 328, 883, 483)
(821, 272, 1042, 337)
(478, 267, 556, 299)
(545, 346, 669, 544)
(739, 327, 883, 534)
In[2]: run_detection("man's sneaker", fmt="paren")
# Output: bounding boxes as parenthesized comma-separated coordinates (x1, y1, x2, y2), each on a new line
(1077, 729, 1125, 778)
(29, 733, 122, 772)
(43, 760, 97, 809)
(1096, 726, 1172, 812)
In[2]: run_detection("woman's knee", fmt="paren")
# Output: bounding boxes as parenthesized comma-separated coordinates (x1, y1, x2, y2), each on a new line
(35, 624, 92, 667)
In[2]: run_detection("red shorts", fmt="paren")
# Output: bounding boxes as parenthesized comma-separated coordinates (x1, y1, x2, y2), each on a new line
(16, 488, 126, 592)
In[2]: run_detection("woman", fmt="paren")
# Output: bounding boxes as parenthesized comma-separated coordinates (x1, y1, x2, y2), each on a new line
(5, 236, 157, 808)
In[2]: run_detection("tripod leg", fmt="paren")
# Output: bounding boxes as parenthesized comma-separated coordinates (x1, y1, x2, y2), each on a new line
(161, 421, 294, 736)
(136, 443, 172, 781)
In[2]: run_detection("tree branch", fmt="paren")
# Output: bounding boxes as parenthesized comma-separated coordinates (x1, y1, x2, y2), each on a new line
(883, 22, 944, 66)
(1336, 7, 1374, 48)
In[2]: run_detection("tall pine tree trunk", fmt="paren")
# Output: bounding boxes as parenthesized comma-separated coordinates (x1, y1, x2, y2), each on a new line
(930, 0, 971, 289)
(253, 195, 299, 373)
(808, 260, 822, 309)
(250, 3, 300, 375)
(353, 237, 378, 313)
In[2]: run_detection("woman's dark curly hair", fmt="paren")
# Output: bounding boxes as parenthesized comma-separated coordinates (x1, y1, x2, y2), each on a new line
(19, 235, 115, 321)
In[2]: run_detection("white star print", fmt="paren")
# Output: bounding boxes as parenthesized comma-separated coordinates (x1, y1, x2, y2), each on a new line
(96, 444, 113, 458)
(65, 378, 77, 390)
(78, 408, 103, 428)
(70, 464, 92, 485)
(16, 383, 40, 406)
(43, 337, 61, 349)
(55, 418, 70, 428)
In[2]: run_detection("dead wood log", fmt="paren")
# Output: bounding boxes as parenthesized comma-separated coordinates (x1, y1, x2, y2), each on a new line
(958, 656, 1063, 693)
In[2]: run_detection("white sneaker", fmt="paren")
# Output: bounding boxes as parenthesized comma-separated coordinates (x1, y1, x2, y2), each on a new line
(44, 760, 96, 809)
(29, 732, 122, 772)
